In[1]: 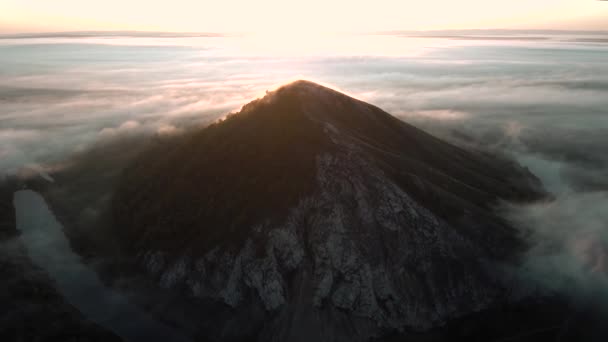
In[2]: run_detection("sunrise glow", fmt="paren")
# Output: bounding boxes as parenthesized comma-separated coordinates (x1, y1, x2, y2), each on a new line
(2, 0, 607, 34)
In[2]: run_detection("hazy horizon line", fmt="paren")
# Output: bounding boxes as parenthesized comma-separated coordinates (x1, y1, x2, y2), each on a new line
(1, 28, 608, 39)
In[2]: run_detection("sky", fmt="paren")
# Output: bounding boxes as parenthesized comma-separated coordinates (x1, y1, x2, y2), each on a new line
(1, 0, 608, 34)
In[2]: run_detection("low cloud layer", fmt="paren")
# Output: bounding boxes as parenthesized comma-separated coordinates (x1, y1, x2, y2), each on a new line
(501, 190, 608, 311)
(1, 33, 608, 302)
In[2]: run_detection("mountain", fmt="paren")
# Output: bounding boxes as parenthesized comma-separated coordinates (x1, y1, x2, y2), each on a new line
(112, 80, 544, 341)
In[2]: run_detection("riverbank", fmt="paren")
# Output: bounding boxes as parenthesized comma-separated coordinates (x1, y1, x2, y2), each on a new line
(0, 179, 123, 341)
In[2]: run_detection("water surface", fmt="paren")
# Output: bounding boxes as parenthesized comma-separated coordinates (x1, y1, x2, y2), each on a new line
(13, 189, 190, 342)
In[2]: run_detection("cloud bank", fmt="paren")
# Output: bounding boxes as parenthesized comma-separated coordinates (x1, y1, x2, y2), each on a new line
(1, 33, 607, 303)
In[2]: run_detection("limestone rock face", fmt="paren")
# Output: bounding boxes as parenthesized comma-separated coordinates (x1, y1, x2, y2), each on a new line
(115, 80, 544, 341)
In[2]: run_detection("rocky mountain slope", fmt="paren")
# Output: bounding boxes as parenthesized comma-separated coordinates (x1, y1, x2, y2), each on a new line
(112, 80, 544, 341)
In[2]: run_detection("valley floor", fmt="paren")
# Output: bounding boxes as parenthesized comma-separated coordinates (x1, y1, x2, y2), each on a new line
(0, 181, 123, 342)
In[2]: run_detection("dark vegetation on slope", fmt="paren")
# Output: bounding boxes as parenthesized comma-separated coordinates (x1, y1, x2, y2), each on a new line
(42, 134, 153, 259)
(113, 80, 543, 260)
(113, 88, 334, 255)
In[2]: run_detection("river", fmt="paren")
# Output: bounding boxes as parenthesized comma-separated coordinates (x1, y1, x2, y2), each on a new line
(13, 189, 190, 342)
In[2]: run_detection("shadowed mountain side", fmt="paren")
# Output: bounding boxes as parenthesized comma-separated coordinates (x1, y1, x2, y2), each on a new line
(109, 80, 545, 341)
(114, 87, 334, 254)
(114, 80, 542, 255)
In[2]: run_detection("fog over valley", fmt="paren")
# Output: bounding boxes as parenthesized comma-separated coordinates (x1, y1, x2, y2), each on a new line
(1, 31, 608, 341)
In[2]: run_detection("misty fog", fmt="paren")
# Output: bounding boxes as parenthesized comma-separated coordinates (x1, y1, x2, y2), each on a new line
(1, 32, 607, 303)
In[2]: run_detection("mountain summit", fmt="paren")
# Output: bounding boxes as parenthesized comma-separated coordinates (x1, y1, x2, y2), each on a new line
(113, 80, 543, 341)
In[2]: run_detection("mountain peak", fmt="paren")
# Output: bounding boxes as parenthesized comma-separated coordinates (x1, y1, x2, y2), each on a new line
(274, 79, 336, 93)
(238, 79, 389, 133)
(242, 80, 358, 112)
(271, 79, 359, 105)
(279, 79, 322, 89)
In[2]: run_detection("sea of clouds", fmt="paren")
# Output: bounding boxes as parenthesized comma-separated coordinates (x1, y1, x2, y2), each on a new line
(1, 32, 607, 301)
